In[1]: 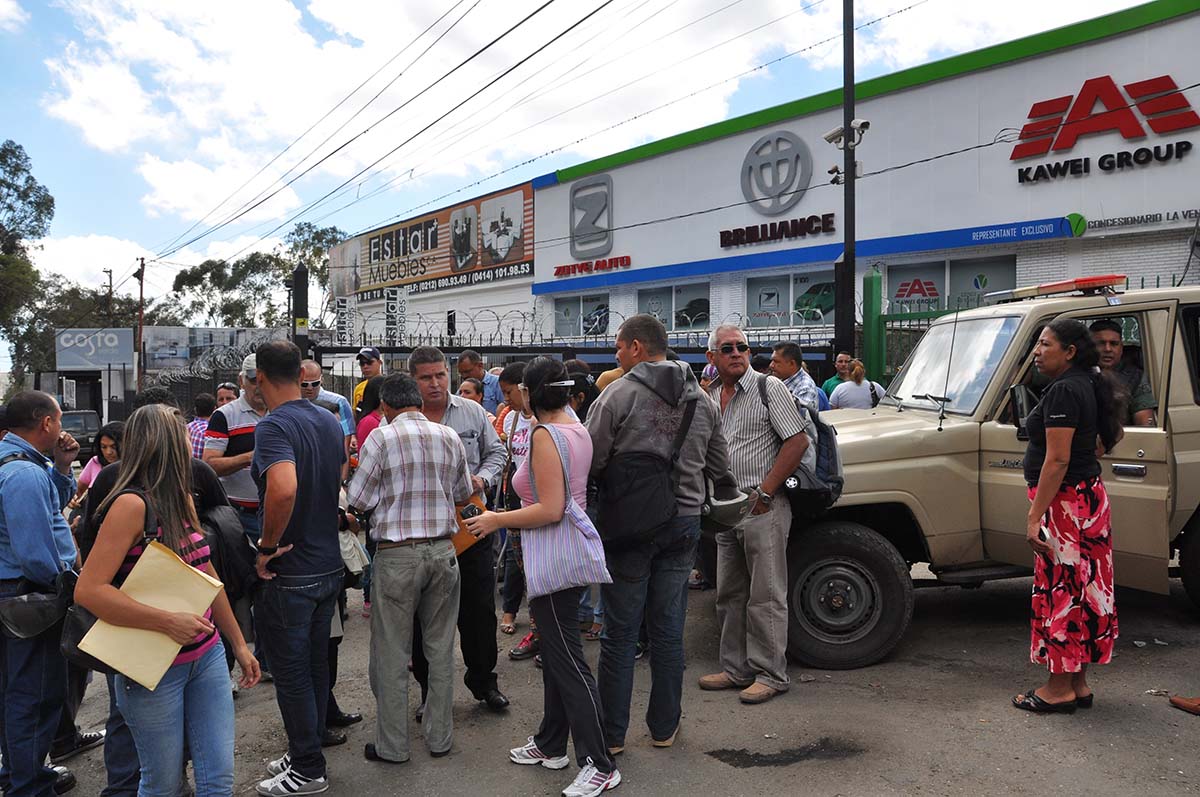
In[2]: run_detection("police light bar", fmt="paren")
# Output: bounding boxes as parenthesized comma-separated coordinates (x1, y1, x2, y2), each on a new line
(985, 274, 1125, 302)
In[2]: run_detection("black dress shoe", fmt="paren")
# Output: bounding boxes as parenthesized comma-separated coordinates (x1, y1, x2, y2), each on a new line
(327, 710, 363, 727)
(430, 747, 451, 758)
(363, 743, 407, 764)
(482, 688, 510, 712)
(52, 766, 76, 795)
(321, 728, 347, 747)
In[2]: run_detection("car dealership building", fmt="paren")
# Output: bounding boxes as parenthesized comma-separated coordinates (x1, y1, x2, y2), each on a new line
(333, 1, 1200, 350)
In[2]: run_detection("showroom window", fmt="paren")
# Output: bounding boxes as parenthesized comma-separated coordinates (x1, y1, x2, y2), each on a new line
(554, 294, 610, 336)
(637, 283, 710, 331)
(745, 269, 838, 327)
(886, 256, 1016, 312)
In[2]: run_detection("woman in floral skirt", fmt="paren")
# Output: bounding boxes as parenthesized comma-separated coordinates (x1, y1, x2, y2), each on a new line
(1013, 318, 1126, 714)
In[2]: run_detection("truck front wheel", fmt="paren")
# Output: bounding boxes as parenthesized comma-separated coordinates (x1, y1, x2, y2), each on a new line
(786, 521, 914, 669)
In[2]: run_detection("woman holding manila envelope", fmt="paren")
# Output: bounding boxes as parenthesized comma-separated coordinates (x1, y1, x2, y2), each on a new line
(76, 403, 261, 797)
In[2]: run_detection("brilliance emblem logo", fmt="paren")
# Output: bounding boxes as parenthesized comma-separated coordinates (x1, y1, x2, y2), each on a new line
(569, 174, 613, 259)
(741, 131, 812, 216)
(1010, 74, 1200, 160)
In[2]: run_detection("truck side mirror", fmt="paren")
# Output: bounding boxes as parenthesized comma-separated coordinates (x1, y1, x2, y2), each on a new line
(1008, 384, 1034, 441)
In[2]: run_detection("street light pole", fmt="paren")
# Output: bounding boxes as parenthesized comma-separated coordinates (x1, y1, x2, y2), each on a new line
(834, 0, 857, 358)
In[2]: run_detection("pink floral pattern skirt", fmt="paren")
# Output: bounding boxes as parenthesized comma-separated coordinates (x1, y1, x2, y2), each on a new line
(1027, 477, 1118, 674)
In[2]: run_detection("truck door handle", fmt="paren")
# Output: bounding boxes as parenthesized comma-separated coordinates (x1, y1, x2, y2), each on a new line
(1111, 464, 1147, 478)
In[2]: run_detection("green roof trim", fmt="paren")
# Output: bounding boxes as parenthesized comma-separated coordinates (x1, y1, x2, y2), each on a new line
(554, 0, 1197, 183)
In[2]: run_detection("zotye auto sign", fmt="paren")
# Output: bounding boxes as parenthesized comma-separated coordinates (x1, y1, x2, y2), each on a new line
(1010, 74, 1198, 184)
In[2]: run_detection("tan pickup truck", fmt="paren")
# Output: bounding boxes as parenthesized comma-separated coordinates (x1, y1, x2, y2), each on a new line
(789, 277, 1198, 669)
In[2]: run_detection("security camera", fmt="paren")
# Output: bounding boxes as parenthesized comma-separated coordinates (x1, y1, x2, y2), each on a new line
(850, 118, 870, 131)
(823, 126, 845, 144)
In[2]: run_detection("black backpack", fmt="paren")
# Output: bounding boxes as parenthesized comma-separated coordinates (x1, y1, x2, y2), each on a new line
(756, 376, 844, 511)
(595, 398, 696, 550)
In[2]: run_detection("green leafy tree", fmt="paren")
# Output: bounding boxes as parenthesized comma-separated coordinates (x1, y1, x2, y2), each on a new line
(0, 140, 55, 257)
(4, 285, 186, 399)
(171, 251, 292, 328)
(284, 222, 345, 327)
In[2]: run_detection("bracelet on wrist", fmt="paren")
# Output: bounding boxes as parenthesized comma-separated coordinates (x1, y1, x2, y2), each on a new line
(256, 543, 279, 556)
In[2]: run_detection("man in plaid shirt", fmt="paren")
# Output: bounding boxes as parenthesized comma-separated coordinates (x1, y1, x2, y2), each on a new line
(186, 393, 215, 458)
(346, 373, 472, 763)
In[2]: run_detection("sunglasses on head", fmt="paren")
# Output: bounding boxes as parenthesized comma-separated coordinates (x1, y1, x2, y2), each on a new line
(300, 379, 322, 388)
(716, 343, 750, 355)
(218, 382, 237, 391)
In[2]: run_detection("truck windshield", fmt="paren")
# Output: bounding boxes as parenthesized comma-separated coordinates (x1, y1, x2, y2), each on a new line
(887, 316, 1021, 415)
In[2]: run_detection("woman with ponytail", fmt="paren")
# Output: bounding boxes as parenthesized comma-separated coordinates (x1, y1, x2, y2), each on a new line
(76, 404, 260, 795)
(1012, 318, 1125, 715)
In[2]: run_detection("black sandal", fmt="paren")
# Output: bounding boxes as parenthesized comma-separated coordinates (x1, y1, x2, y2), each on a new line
(1012, 689, 1077, 714)
(1075, 693, 1094, 708)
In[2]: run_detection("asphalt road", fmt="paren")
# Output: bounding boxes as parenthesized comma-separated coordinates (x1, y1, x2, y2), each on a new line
(66, 575, 1200, 796)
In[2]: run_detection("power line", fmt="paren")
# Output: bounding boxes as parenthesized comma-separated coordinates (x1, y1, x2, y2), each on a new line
(214, 0, 624, 265)
(158, 0, 572, 259)
(159, 0, 486, 256)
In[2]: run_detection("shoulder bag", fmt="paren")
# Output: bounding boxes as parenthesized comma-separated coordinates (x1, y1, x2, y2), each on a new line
(60, 489, 157, 675)
(520, 424, 612, 599)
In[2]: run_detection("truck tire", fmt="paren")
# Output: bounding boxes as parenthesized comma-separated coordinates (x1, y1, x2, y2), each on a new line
(1180, 532, 1200, 611)
(786, 521, 914, 669)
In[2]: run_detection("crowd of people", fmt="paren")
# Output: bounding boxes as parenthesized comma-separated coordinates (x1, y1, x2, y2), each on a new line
(0, 310, 1187, 796)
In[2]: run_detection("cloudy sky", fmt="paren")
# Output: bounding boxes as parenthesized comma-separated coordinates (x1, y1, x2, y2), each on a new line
(0, 0, 1143, 365)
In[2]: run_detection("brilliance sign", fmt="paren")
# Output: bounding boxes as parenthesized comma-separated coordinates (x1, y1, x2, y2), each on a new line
(1010, 74, 1200, 160)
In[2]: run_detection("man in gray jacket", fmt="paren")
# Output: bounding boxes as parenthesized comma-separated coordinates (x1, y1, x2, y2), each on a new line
(586, 314, 739, 755)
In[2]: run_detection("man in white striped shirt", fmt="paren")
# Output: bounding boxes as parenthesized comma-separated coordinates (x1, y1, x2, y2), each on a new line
(346, 373, 472, 764)
(698, 324, 810, 706)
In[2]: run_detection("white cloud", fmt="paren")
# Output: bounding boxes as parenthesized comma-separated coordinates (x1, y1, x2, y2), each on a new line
(31, 234, 284, 302)
(41, 0, 1143, 236)
(0, 0, 28, 33)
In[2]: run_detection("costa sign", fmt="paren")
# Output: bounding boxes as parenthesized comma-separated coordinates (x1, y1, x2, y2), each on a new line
(1010, 74, 1200, 160)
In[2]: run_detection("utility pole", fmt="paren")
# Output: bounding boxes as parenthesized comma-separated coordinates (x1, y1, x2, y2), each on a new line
(134, 257, 146, 391)
(834, 0, 857, 357)
(292, 266, 309, 356)
(102, 268, 114, 325)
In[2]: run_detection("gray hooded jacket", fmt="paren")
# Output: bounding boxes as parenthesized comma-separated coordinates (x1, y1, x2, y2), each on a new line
(585, 359, 737, 516)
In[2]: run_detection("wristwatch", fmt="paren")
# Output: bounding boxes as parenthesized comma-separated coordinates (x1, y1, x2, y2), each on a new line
(256, 543, 279, 556)
(754, 487, 773, 505)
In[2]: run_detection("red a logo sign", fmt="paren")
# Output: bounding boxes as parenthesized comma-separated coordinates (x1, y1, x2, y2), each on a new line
(895, 279, 939, 299)
(1010, 74, 1200, 160)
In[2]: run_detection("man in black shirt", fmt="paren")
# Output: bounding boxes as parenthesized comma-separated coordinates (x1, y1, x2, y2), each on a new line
(77, 388, 231, 797)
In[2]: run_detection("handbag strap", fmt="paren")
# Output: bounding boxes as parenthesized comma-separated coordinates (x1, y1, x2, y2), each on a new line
(526, 423, 574, 513)
(100, 488, 159, 549)
(670, 399, 698, 465)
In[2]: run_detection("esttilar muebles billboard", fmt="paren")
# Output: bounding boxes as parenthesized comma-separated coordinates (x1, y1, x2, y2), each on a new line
(331, 183, 534, 300)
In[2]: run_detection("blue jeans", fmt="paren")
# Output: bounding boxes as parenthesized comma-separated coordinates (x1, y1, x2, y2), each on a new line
(597, 515, 700, 747)
(578, 587, 604, 625)
(235, 506, 261, 543)
(100, 672, 141, 796)
(115, 642, 233, 797)
(256, 571, 341, 780)
(0, 584, 66, 797)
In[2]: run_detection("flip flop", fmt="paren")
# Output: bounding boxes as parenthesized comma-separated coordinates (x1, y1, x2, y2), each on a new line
(1012, 689, 1077, 714)
(584, 624, 603, 641)
(500, 622, 517, 635)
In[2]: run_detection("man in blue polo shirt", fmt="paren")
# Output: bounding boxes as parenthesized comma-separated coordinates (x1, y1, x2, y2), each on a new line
(300, 359, 354, 483)
(457, 349, 502, 414)
(0, 391, 81, 797)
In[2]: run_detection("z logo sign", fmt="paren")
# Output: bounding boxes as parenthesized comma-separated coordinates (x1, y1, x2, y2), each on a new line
(570, 175, 613, 259)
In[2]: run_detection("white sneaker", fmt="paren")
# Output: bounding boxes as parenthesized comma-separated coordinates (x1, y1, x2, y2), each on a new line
(509, 737, 570, 770)
(255, 768, 328, 795)
(561, 759, 621, 797)
(266, 753, 290, 776)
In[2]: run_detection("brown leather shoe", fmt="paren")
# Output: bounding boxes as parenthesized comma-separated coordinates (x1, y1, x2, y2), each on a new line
(698, 672, 740, 691)
(1170, 695, 1200, 715)
(739, 682, 781, 704)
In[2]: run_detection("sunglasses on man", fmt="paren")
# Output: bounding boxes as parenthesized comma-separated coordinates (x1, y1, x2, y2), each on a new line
(716, 343, 750, 355)
(218, 382, 238, 391)
(300, 379, 322, 389)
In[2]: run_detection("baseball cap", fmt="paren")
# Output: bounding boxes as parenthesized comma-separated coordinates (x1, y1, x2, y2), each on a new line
(357, 346, 382, 363)
(241, 353, 257, 379)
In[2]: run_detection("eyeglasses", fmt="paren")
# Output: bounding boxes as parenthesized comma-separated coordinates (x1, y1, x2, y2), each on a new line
(716, 343, 750, 355)
(300, 380, 322, 388)
(218, 382, 237, 391)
